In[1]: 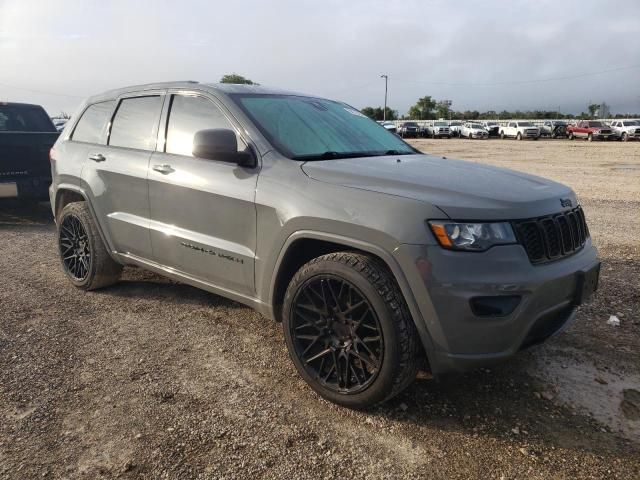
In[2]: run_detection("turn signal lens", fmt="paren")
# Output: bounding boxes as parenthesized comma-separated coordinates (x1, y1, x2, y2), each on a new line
(429, 223, 452, 248)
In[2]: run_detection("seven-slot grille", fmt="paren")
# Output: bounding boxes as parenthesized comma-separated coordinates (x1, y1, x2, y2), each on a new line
(513, 206, 589, 264)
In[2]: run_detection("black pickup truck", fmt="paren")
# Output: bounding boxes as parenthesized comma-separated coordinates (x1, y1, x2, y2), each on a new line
(1, 102, 59, 200)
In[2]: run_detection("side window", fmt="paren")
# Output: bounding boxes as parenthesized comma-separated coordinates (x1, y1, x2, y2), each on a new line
(71, 101, 115, 143)
(165, 94, 243, 157)
(109, 96, 163, 150)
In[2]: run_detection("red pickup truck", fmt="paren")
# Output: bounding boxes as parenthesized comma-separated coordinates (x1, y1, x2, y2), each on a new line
(567, 120, 617, 141)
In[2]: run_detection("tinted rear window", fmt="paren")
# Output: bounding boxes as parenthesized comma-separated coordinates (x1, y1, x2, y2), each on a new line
(0, 104, 56, 132)
(71, 101, 115, 143)
(109, 96, 163, 150)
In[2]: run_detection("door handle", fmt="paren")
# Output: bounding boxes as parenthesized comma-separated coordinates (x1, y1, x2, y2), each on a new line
(152, 164, 175, 175)
(89, 153, 106, 162)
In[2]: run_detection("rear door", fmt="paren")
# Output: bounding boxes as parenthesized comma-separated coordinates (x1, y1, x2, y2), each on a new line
(56, 100, 115, 206)
(81, 92, 165, 258)
(147, 91, 258, 296)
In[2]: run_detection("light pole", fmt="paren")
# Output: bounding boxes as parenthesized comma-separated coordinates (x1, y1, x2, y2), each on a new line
(380, 74, 388, 121)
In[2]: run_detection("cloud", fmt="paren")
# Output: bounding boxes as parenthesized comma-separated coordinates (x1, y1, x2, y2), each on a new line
(1, 0, 639, 115)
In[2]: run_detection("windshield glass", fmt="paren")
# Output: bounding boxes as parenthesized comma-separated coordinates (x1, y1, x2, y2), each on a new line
(470, 124, 483, 129)
(589, 121, 605, 127)
(449, 121, 461, 126)
(624, 120, 639, 126)
(434, 121, 447, 126)
(486, 122, 497, 126)
(232, 94, 415, 160)
(518, 122, 534, 126)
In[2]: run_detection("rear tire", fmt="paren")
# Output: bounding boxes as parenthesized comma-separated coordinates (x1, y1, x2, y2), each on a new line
(282, 252, 420, 409)
(57, 202, 122, 290)
(468, 133, 473, 140)
(500, 131, 505, 139)
(568, 132, 574, 140)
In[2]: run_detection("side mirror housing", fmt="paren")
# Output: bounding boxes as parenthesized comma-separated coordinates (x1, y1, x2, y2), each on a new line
(193, 129, 255, 167)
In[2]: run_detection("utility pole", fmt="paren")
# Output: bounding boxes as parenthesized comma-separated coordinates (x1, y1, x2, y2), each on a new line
(380, 74, 388, 121)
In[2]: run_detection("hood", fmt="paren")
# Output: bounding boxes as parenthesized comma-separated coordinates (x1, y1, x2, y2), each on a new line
(301, 154, 575, 220)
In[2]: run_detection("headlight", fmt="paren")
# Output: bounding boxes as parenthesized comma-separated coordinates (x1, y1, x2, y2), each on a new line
(429, 221, 516, 251)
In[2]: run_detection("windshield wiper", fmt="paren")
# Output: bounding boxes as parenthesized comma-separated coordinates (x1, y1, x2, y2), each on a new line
(293, 150, 414, 161)
(383, 149, 413, 156)
(293, 151, 374, 161)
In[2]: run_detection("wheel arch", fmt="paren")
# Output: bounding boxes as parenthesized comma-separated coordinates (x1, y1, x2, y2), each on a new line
(53, 185, 119, 262)
(268, 231, 435, 365)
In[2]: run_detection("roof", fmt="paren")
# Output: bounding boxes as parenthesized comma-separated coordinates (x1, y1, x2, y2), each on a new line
(0, 101, 46, 108)
(85, 81, 315, 104)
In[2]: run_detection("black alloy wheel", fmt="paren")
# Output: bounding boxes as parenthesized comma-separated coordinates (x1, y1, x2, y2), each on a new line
(59, 214, 91, 281)
(289, 275, 384, 394)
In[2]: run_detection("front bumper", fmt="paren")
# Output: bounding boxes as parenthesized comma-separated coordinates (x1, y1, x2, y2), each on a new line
(471, 132, 488, 138)
(393, 240, 599, 374)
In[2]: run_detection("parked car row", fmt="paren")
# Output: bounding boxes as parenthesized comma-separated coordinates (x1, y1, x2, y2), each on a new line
(385, 119, 640, 141)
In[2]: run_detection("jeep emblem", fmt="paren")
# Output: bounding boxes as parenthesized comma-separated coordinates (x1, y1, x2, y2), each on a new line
(560, 198, 572, 208)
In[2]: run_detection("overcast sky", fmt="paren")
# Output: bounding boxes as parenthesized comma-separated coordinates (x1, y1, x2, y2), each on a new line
(1, 0, 639, 117)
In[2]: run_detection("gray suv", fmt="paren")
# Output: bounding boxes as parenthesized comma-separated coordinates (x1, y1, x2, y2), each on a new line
(50, 82, 600, 408)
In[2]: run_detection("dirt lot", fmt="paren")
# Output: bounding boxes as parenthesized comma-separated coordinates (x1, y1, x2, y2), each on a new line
(1, 139, 639, 479)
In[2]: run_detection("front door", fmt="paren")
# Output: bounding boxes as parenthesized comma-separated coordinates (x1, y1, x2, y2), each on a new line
(147, 92, 258, 296)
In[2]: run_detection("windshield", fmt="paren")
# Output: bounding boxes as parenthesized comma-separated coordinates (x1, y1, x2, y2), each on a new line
(486, 122, 497, 126)
(404, 122, 418, 127)
(449, 121, 461, 126)
(518, 122, 534, 127)
(624, 120, 639, 126)
(589, 121, 605, 127)
(434, 121, 448, 126)
(470, 124, 483, 129)
(232, 94, 415, 160)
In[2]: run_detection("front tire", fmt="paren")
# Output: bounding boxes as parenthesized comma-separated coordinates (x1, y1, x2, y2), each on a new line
(516, 132, 522, 140)
(588, 133, 593, 142)
(500, 131, 505, 139)
(282, 252, 420, 409)
(568, 132, 574, 140)
(57, 202, 122, 290)
(622, 132, 628, 142)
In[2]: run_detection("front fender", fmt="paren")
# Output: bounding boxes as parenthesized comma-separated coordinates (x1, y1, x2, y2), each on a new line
(266, 229, 437, 369)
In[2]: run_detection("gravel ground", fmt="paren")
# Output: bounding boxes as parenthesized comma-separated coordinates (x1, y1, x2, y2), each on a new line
(1, 138, 639, 479)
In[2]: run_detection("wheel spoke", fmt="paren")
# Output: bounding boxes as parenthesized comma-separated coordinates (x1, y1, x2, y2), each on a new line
(349, 362, 363, 386)
(305, 347, 332, 364)
(341, 300, 365, 316)
(326, 279, 341, 311)
(351, 349, 379, 369)
(362, 335, 381, 343)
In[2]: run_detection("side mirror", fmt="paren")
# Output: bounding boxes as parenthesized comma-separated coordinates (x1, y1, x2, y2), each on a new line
(193, 128, 255, 167)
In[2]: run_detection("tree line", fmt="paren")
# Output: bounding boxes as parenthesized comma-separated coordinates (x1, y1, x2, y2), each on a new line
(361, 96, 639, 121)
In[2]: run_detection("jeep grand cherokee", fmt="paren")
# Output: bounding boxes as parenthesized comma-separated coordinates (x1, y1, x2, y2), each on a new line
(50, 82, 600, 408)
